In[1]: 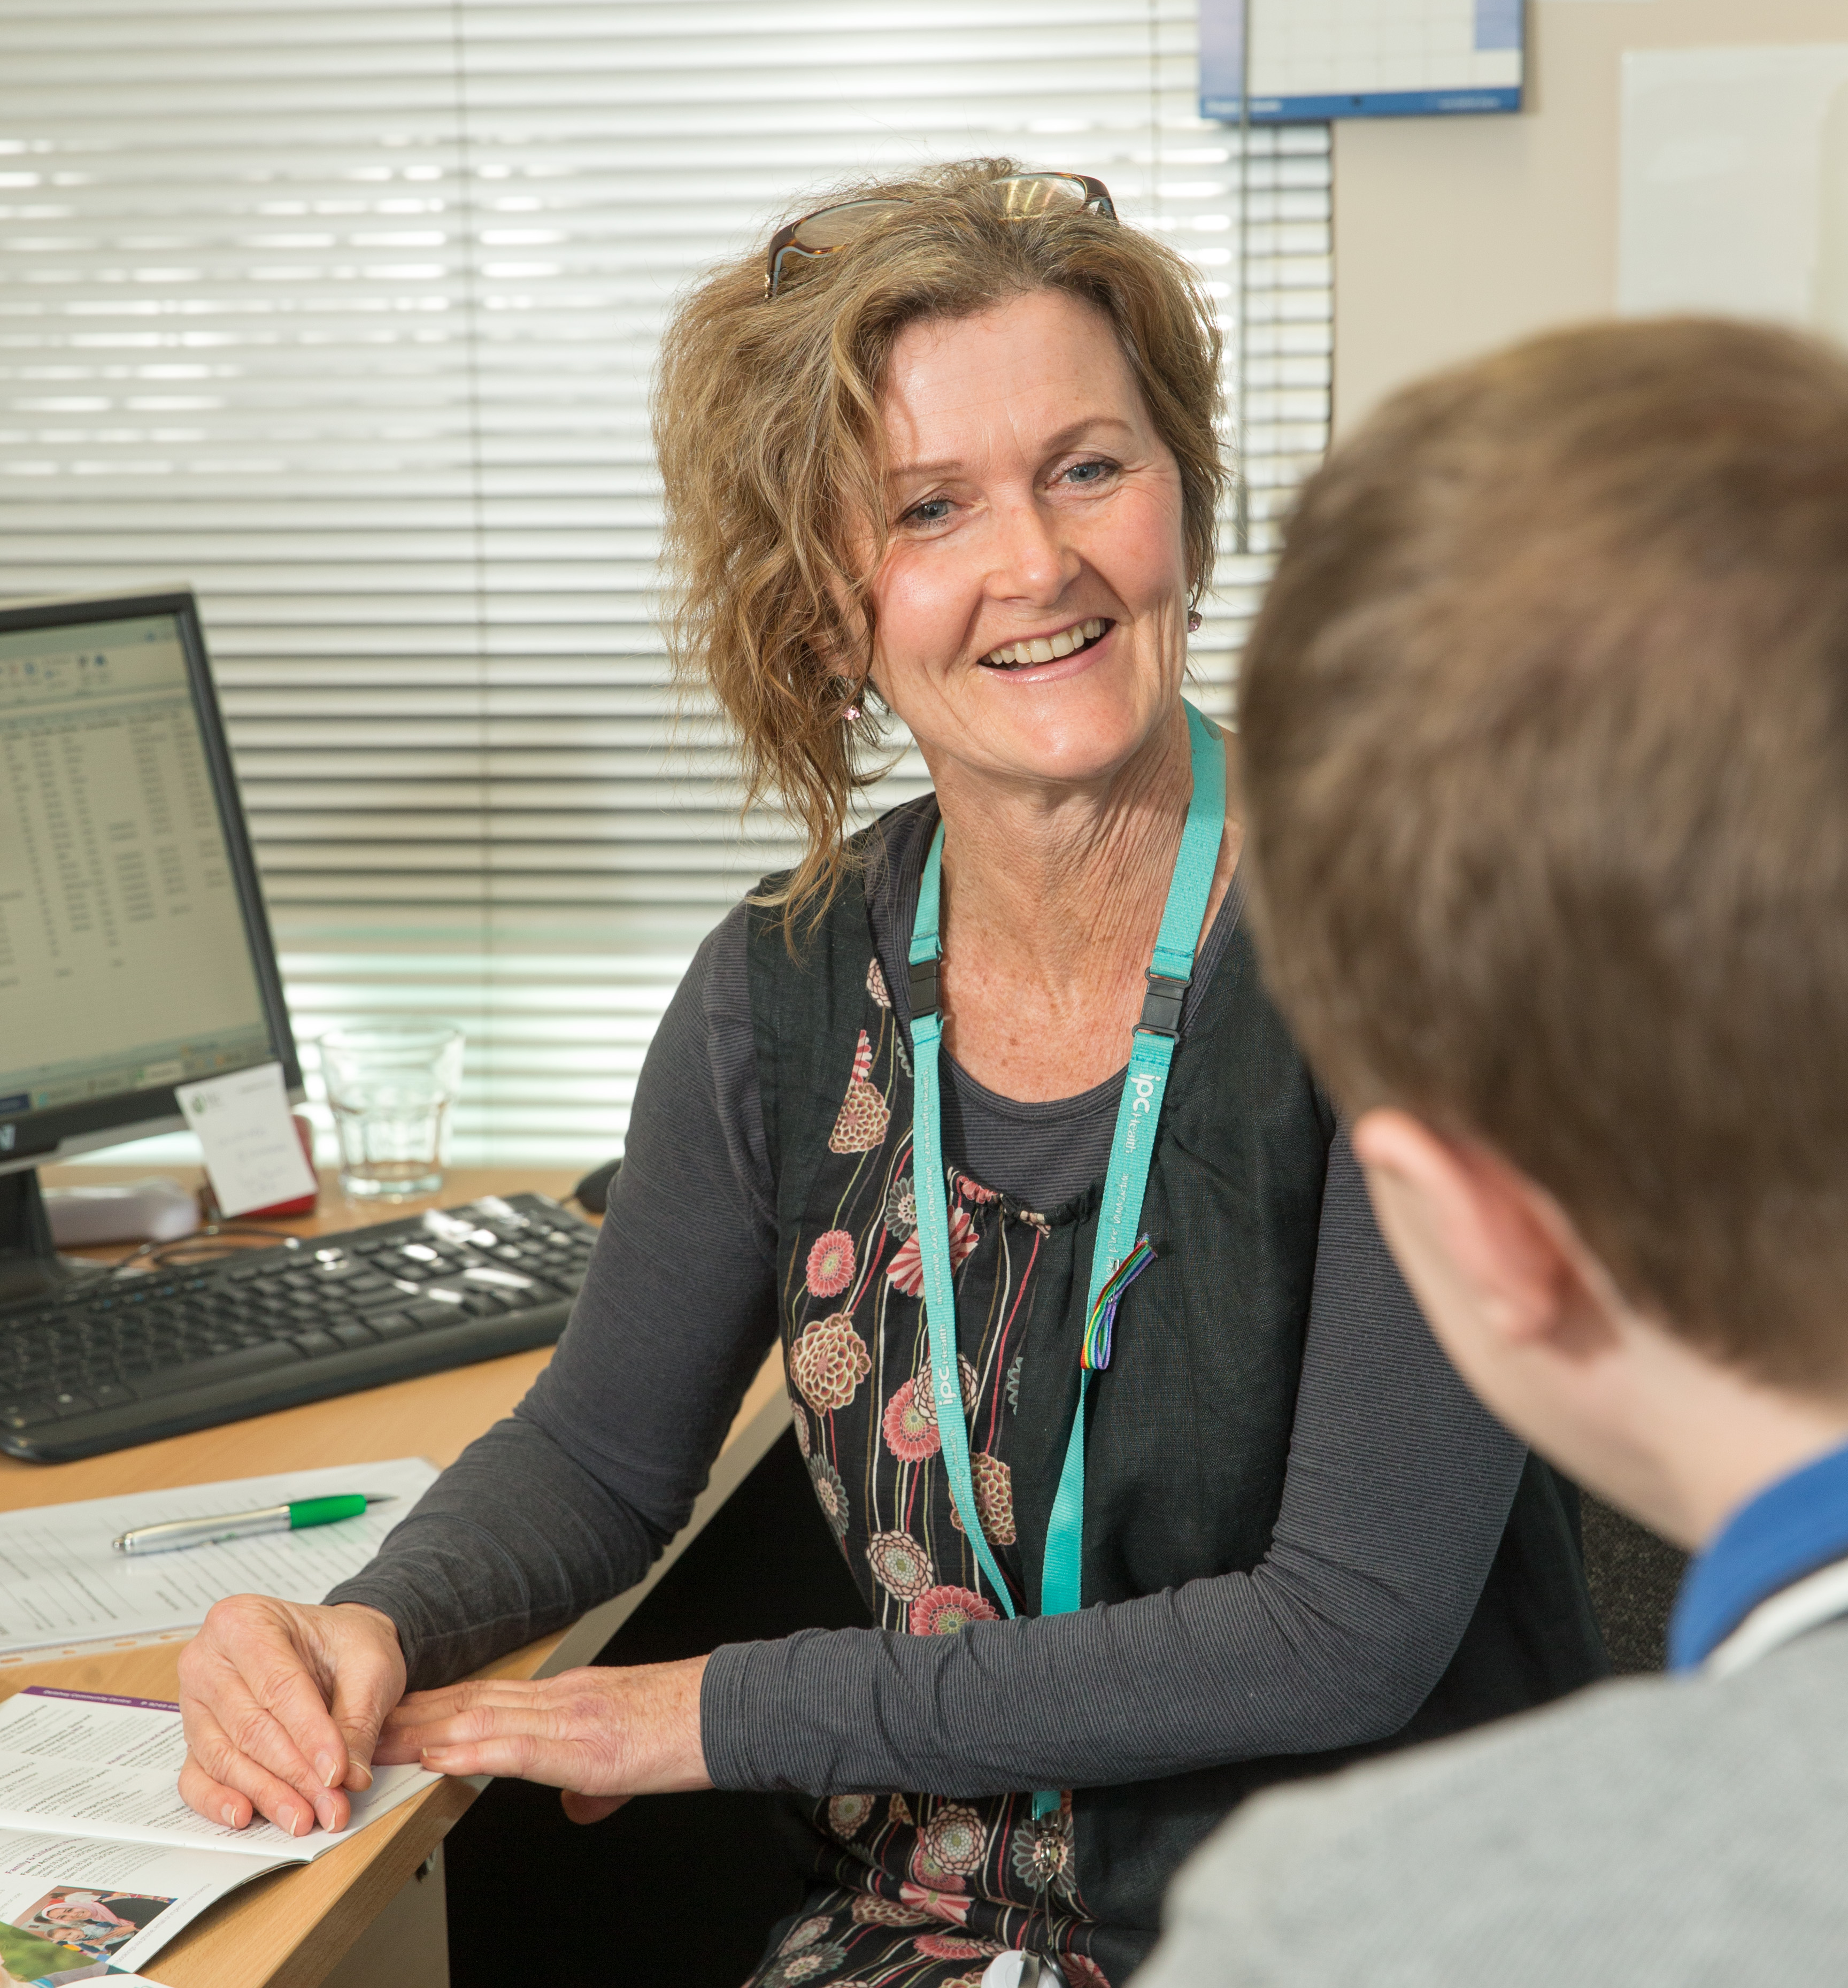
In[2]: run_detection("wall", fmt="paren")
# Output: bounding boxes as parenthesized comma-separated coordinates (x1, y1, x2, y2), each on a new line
(1331, 0, 1848, 432)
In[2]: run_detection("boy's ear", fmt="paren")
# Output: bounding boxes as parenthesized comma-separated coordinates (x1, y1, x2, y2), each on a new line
(1350, 1109, 1592, 1354)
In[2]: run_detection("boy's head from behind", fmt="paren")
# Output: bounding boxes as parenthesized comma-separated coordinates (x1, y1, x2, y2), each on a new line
(1241, 318, 1848, 1529)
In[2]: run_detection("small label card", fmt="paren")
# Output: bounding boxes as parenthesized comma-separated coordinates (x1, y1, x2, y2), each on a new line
(174, 1061, 317, 1218)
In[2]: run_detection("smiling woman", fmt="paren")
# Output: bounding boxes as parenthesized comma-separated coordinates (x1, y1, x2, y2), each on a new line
(173, 161, 1609, 1988)
(653, 158, 1223, 934)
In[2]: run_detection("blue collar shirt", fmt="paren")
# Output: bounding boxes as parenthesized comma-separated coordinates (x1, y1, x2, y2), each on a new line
(1669, 1436, 1848, 1671)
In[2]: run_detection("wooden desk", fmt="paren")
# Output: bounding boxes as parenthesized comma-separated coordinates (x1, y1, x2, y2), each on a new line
(1, 1165, 789, 1988)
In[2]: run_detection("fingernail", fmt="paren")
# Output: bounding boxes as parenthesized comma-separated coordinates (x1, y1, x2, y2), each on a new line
(316, 1752, 341, 1788)
(282, 1805, 304, 1836)
(221, 1803, 240, 1827)
(348, 1760, 374, 1791)
(422, 1747, 454, 1770)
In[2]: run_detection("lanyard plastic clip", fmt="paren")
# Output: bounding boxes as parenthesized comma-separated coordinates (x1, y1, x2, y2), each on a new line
(908, 954, 941, 1017)
(1136, 972, 1188, 1038)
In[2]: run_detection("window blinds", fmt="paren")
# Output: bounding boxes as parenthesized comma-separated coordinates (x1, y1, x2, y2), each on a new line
(0, 1, 1330, 1167)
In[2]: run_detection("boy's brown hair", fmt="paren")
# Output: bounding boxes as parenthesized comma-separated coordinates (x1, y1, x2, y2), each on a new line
(1239, 317, 1848, 1390)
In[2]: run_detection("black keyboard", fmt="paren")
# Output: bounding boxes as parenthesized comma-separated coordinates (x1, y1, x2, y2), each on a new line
(0, 1192, 596, 1463)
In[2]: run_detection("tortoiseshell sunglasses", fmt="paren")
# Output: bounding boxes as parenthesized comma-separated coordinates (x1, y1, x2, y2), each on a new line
(764, 172, 1117, 299)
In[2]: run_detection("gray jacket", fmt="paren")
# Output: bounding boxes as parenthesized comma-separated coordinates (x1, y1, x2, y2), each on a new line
(1133, 1615, 1848, 1986)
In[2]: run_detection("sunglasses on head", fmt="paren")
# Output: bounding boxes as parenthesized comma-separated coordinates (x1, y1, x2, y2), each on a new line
(764, 172, 1117, 299)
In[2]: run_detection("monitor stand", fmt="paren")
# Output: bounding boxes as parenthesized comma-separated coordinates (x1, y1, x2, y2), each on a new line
(0, 1168, 106, 1310)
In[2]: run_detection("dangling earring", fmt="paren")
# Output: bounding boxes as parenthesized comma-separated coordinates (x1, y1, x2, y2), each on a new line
(833, 675, 865, 725)
(1187, 610, 1203, 635)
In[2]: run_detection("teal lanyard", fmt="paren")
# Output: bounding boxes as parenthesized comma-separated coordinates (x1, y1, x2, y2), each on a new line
(907, 701, 1225, 1817)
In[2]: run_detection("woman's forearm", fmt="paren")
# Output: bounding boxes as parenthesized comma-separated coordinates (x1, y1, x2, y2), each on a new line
(699, 1474, 1514, 1801)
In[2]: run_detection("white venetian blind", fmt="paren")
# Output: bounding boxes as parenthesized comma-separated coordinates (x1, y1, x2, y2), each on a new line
(0, 1, 1330, 1167)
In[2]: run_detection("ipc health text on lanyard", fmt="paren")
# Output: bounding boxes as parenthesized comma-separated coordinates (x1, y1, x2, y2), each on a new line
(906, 700, 1225, 1819)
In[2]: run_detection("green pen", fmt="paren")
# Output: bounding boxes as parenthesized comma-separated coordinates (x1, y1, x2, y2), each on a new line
(111, 1493, 396, 1555)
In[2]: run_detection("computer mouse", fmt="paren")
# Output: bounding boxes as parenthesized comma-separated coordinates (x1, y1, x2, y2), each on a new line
(572, 1156, 622, 1215)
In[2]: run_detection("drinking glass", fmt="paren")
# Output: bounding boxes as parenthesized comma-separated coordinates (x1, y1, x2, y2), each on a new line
(318, 1021, 465, 1199)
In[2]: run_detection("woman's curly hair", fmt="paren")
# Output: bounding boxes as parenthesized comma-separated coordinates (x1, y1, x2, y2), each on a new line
(653, 157, 1225, 929)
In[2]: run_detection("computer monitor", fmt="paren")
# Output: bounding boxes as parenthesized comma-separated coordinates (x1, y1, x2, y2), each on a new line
(0, 589, 302, 1303)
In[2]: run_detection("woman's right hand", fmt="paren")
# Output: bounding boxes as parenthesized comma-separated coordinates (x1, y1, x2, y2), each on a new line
(177, 1597, 407, 1837)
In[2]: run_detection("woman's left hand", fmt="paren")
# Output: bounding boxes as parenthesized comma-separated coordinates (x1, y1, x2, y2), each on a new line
(374, 1654, 712, 1824)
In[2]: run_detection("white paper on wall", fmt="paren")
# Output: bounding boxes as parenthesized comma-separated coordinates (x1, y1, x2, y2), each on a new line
(1620, 44, 1848, 344)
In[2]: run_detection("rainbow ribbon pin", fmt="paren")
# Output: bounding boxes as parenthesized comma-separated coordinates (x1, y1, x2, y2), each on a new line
(1081, 1236, 1157, 1372)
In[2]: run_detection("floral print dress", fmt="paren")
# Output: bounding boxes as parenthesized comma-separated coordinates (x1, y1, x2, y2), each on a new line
(750, 954, 1114, 1988)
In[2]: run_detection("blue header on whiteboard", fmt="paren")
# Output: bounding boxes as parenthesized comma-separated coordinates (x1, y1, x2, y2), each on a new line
(1200, 0, 1524, 125)
(1203, 87, 1521, 122)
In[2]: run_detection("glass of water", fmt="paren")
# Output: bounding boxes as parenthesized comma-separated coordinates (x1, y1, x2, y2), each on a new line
(318, 1021, 466, 1200)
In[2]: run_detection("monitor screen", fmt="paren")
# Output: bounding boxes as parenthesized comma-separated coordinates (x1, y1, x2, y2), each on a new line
(0, 592, 298, 1169)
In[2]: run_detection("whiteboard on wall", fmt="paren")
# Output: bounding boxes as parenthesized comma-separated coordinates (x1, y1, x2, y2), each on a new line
(1620, 46, 1848, 346)
(1200, 0, 1523, 123)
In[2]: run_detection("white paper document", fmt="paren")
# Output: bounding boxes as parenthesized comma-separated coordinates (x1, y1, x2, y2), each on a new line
(0, 1457, 438, 1659)
(0, 1687, 441, 1978)
(0, 1829, 278, 1983)
(0, 1689, 436, 1859)
(173, 1060, 315, 1217)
